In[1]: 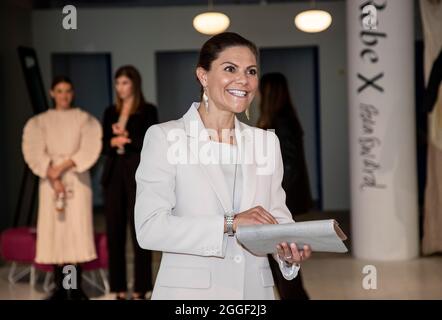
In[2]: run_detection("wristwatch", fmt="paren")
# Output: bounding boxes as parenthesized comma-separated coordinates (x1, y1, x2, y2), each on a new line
(225, 212, 235, 236)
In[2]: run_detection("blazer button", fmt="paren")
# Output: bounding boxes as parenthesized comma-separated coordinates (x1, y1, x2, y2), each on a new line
(234, 255, 242, 263)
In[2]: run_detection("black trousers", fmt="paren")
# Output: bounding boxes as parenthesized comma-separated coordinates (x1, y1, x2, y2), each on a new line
(268, 254, 310, 300)
(104, 155, 153, 295)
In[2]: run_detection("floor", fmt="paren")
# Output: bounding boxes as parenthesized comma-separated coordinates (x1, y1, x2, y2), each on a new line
(1, 211, 442, 300)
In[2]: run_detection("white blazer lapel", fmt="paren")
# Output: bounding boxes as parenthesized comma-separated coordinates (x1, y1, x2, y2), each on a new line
(183, 103, 233, 214)
(235, 118, 257, 213)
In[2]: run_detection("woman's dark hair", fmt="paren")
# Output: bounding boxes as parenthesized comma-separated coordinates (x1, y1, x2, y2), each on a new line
(257, 72, 302, 134)
(114, 65, 146, 114)
(51, 75, 74, 90)
(50, 75, 74, 108)
(196, 32, 259, 94)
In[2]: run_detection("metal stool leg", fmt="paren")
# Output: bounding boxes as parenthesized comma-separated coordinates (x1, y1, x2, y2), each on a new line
(7, 262, 17, 284)
(8, 262, 32, 284)
(30, 265, 37, 287)
(82, 271, 104, 293)
(43, 272, 54, 293)
(99, 269, 110, 294)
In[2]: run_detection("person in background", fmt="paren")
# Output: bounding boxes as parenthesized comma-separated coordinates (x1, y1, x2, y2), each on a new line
(258, 72, 313, 300)
(22, 75, 102, 300)
(101, 65, 158, 300)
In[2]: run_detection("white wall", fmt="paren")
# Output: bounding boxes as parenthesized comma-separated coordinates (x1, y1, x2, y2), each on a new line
(31, 2, 350, 210)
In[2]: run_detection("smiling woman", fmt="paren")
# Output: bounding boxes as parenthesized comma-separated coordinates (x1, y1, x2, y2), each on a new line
(196, 34, 259, 122)
(134, 32, 312, 300)
(197, 46, 258, 118)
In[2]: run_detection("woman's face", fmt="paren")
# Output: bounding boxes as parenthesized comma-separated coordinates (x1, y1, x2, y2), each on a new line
(115, 75, 134, 101)
(197, 46, 259, 114)
(50, 82, 74, 110)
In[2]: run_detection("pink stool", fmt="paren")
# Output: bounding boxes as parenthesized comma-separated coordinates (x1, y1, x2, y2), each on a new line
(1, 228, 109, 294)
(0, 227, 38, 285)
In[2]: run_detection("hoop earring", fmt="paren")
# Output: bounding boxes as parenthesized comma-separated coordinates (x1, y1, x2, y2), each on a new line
(245, 107, 250, 121)
(203, 90, 209, 113)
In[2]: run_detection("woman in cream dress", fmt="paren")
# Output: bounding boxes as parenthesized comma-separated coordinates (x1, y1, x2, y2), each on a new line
(22, 76, 102, 300)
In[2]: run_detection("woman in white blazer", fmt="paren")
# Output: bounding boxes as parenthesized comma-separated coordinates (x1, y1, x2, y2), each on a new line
(134, 32, 312, 300)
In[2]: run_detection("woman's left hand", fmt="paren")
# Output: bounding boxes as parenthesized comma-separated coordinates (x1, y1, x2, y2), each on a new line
(50, 178, 65, 195)
(112, 123, 128, 137)
(47, 165, 63, 180)
(276, 242, 312, 265)
(47, 160, 75, 181)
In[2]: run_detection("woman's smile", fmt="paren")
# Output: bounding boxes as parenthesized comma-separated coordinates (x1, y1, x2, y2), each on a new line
(226, 89, 248, 98)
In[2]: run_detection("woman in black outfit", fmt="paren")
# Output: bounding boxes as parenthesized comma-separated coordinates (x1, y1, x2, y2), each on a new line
(257, 72, 313, 300)
(102, 65, 158, 300)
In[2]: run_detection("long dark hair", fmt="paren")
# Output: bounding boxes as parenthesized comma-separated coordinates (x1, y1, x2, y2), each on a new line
(50, 75, 74, 108)
(114, 65, 146, 114)
(257, 72, 302, 134)
(196, 32, 259, 95)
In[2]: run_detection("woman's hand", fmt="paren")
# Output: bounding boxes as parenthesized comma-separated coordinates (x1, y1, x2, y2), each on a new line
(112, 123, 128, 137)
(51, 179, 66, 212)
(276, 243, 312, 265)
(47, 165, 63, 180)
(111, 136, 132, 149)
(232, 206, 278, 232)
(50, 179, 66, 195)
(47, 160, 75, 180)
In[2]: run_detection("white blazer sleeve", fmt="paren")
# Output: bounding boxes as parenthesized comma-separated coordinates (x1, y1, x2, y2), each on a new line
(135, 125, 227, 258)
(268, 131, 300, 280)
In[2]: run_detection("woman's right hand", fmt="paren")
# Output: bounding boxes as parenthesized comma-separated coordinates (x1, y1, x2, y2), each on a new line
(111, 136, 132, 149)
(233, 206, 278, 232)
(47, 164, 62, 180)
(112, 123, 129, 137)
(50, 179, 65, 195)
